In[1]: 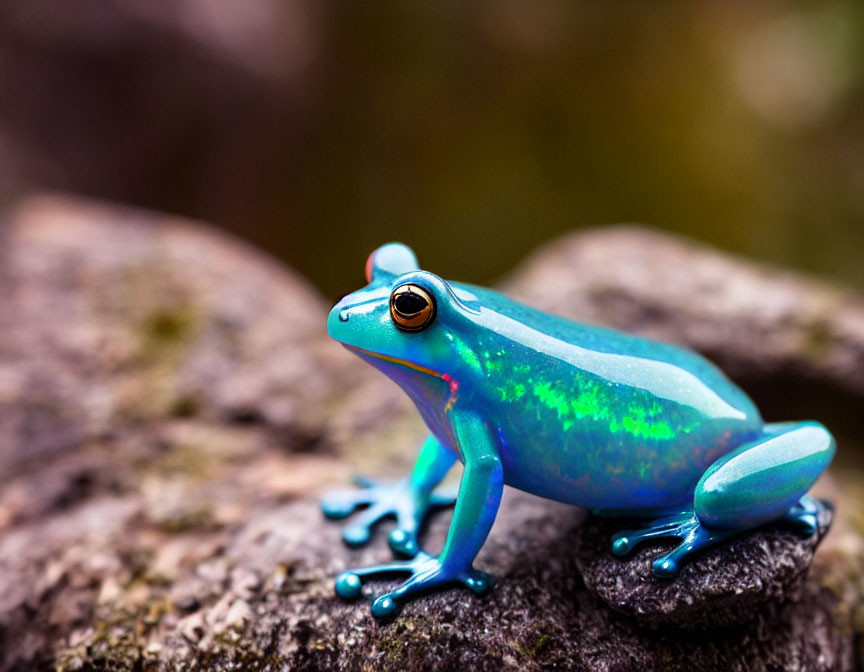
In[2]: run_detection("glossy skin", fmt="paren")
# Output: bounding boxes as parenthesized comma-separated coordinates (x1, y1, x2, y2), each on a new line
(322, 243, 835, 620)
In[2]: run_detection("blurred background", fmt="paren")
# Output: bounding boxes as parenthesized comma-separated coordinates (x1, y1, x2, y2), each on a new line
(0, 0, 862, 300)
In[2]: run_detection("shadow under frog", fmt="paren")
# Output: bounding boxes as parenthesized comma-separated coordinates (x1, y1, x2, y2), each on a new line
(321, 243, 835, 620)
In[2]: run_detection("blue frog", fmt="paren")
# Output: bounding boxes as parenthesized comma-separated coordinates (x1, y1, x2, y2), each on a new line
(321, 243, 835, 620)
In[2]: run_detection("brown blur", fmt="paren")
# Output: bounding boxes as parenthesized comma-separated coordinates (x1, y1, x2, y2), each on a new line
(1, 1, 862, 298)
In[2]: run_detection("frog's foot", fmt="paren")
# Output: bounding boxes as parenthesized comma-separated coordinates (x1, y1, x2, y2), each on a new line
(611, 511, 737, 578)
(321, 476, 455, 554)
(782, 493, 830, 536)
(610, 495, 832, 578)
(335, 552, 494, 620)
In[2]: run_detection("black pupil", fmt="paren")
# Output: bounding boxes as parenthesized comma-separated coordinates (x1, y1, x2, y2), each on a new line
(395, 291, 428, 316)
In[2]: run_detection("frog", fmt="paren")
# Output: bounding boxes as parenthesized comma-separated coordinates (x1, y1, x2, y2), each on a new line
(321, 242, 835, 620)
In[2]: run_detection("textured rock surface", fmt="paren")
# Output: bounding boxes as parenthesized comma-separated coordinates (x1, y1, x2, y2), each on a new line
(1, 196, 863, 671)
(575, 504, 834, 630)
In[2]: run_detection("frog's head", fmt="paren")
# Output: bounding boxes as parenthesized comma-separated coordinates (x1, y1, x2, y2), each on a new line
(328, 243, 481, 392)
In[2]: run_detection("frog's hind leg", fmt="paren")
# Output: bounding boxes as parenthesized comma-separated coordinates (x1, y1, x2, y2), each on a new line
(611, 420, 835, 578)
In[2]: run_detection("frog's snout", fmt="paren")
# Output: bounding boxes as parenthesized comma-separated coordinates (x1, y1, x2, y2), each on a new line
(327, 301, 347, 341)
(327, 285, 393, 346)
(328, 300, 365, 344)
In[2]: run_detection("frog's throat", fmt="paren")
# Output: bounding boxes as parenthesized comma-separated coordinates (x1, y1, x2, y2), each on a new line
(343, 344, 460, 412)
(344, 345, 443, 378)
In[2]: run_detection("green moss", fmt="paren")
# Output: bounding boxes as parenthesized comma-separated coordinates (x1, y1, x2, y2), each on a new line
(142, 307, 196, 345)
(170, 395, 201, 418)
(54, 604, 152, 671)
(374, 614, 437, 667)
(134, 305, 200, 369)
(516, 624, 556, 660)
(128, 548, 157, 582)
(111, 301, 204, 423)
(148, 443, 215, 479)
(155, 503, 214, 533)
(803, 316, 833, 360)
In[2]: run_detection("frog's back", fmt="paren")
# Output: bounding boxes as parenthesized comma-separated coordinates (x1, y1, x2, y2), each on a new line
(451, 281, 763, 510)
(455, 282, 720, 373)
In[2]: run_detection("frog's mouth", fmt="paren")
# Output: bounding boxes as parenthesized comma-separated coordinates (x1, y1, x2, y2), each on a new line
(343, 345, 443, 378)
(343, 344, 460, 412)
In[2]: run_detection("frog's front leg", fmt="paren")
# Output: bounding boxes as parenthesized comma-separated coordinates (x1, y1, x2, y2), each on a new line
(611, 421, 835, 577)
(321, 435, 457, 554)
(335, 411, 503, 620)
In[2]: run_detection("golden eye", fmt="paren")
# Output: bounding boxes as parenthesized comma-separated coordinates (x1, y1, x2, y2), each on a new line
(390, 284, 435, 332)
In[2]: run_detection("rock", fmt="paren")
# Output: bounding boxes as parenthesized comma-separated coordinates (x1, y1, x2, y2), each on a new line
(575, 504, 834, 630)
(0, 194, 352, 442)
(1, 196, 863, 671)
(0, 195, 372, 670)
(118, 491, 855, 671)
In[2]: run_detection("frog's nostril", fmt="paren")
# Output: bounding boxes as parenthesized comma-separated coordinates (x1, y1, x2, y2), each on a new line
(339, 309, 350, 322)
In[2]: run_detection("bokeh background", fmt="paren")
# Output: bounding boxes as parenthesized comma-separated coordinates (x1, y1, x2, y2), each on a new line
(0, 1, 862, 299)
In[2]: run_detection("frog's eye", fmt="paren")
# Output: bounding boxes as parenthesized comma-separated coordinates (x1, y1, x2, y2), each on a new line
(390, 284, 436, 332)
